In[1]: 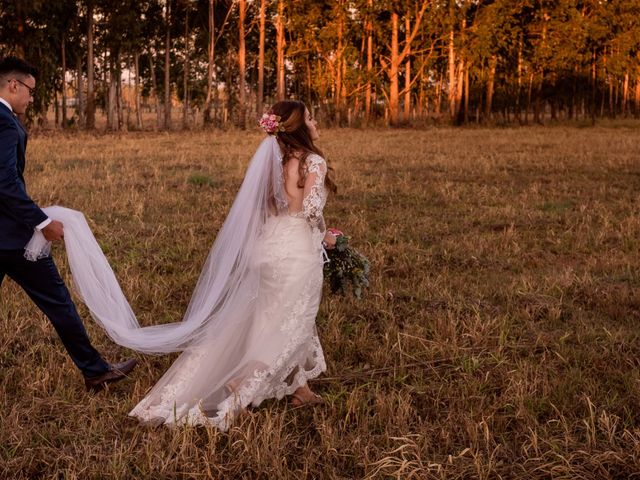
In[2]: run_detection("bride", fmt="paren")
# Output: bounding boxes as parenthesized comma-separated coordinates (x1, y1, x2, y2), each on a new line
(128, 100, 337, 429)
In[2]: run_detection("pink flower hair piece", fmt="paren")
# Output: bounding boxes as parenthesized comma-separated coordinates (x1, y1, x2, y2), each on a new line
(259, 112, 285, 136)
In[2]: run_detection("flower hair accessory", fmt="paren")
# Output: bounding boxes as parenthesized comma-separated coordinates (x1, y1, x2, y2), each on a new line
(259, 112, 285, 136)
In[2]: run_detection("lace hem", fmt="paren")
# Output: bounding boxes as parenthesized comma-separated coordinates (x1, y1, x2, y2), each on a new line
(129, 335, 326, 430)
(209, 335, 326, 431)
(129, 265, 326, 431)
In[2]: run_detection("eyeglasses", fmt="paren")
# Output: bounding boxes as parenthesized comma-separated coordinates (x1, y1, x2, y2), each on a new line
(9, 78, 35, 96)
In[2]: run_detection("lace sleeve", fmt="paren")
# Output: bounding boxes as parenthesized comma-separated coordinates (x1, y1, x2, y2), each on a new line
(302, 154, 327, 237)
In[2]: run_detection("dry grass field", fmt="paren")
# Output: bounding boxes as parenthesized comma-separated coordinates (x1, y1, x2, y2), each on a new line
(1, 125, 640, 479)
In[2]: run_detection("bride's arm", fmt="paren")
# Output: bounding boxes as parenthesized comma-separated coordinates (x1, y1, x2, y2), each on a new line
(301, 155, 327, 238)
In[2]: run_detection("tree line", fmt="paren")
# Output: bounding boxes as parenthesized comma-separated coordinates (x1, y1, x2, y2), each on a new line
(1, 0, 639, 130)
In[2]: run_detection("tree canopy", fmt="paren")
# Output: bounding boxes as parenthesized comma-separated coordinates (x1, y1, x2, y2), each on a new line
(1, 0, 639, 129)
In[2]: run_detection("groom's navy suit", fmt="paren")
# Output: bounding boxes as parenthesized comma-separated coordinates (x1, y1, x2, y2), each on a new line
(0, 101, 109, 377)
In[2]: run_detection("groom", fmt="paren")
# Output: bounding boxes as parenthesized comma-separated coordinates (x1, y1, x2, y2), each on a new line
(0, 56, 137, 392)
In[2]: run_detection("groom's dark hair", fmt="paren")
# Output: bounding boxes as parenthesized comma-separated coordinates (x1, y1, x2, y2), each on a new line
(0, 56, 38, 82)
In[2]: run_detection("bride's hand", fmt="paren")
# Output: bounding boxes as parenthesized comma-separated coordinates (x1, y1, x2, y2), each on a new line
(322, 231, 337, 249)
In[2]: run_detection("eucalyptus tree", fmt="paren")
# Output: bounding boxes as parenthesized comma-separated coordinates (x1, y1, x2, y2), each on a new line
(203, 0, 216, 124)
(256, 0, 266, 115)
(603, 0, 640, 117)
(287, 0, 359, 124)
(97, 0, 145, 130)
(287, 0, 329, 113)
(164, 0, 173, 129)
(378, 0, 429, 126)
(0, 0, 76, 123)
(467, 0, 533, 122)
(276, 0, 285, 100)
(84, 0, 97, 128)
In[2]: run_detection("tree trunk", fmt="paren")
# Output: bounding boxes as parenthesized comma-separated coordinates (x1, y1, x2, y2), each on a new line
(126, 58, 132, 128)
(614, 75, 619, 117)
(403, 16, 411, 123)
(448, 26, 455, 119)
(418, 66, 425, 119)
(356, 19, 366, 123)
(622, 71, 629, 117)
(485, 55, 497, 121)
(149, 48, 162, 129)
(535, 8, 548, 124)
(107, 58, 117, 130)
(590, 50, 597, 123)
(75, 55, 84, 127)
(116, 52, 124, 131)
(182, 6, 190, 129)
(54, 92, 59, 127)
(306, 57, 312, 104)
(634, 77, 640, 118)
(435, 72, 442, 117)
(526, 72, 533, 124)
(86, 0, 95, 129)
(600, 77, 606, 117)
(257, 0, 265, 114)
(238, 0, 246, 129)
(384, 2, 427, 126)
(61, 38, 67, 127)
(463, 61, 469, 123)
(204, 0, 215, 125)
(225, 49, 233, 125)
(335, 7, 343, 125)
(15, 2, 26, 58)
(389, 12, 400, 126)
(533, 92, 541, 124)
(365, 0, 373, 122)
(341, 55, 347, 123)
(534, 72, 543, 124)
(276, 0, 285, 101)
(164, 0, 172, 130)
(134, 51, 143, 129)
(608, 74, 614, 117)
(455, 58, 463, 124)
(515, 33, 523, 123)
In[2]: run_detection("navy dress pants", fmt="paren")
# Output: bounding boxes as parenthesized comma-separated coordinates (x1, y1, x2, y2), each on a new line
(0, 249, 110, 378)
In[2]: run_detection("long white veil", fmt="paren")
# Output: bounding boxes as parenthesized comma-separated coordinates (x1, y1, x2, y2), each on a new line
(25, 136, 288, 354)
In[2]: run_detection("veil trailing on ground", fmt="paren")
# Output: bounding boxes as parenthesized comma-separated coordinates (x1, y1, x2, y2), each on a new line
(25, 136, 288, 355)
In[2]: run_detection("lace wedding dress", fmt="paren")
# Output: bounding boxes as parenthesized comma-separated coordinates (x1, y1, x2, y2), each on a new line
(129, 152, 329, 429)
(27, 137, 329, 430)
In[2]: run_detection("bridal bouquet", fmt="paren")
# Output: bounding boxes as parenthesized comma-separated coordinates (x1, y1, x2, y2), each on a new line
(323, 228, 370, 299)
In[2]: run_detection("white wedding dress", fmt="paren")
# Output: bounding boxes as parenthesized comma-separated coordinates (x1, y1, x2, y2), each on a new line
(129, 152, 329, 429)
(27, 137, 329, 430)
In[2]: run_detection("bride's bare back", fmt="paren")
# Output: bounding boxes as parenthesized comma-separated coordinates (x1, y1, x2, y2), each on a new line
(283, 154, 305, 214)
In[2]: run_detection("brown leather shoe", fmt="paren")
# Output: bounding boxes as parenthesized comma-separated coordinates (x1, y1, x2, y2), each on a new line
(84, 358, 138, 392)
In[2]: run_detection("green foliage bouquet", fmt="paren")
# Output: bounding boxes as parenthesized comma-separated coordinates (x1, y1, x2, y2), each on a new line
(323, 228, 370, 299)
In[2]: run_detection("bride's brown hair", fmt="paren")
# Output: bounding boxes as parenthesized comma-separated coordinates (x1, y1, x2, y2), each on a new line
(269, 100, 337, 193)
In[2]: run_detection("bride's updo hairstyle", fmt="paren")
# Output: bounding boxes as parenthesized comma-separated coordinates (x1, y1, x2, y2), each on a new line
(269, 100, 337, 193)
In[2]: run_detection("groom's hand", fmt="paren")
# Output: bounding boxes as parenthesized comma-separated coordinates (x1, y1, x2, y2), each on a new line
(42, 220, 64, 242)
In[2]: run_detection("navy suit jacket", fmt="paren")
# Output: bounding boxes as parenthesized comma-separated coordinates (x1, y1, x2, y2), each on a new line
(0, 102, 47, 249)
